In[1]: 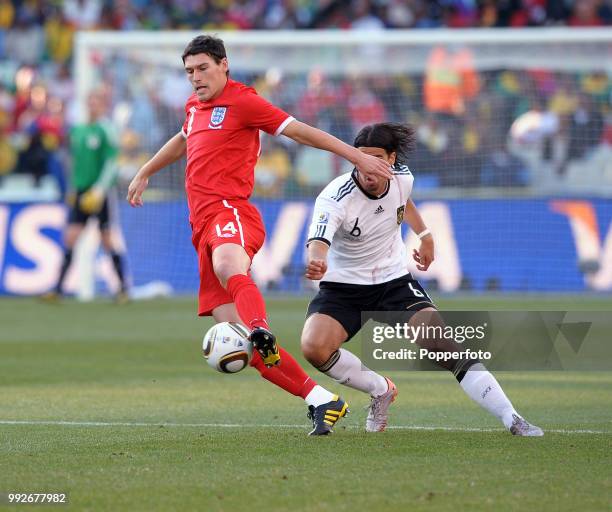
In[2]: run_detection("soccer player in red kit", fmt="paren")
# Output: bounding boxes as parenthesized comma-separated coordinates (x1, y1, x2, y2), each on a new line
(127, 35, 393, 435)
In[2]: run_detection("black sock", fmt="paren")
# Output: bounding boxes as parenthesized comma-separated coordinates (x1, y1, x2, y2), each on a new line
(110, 251, 126, 291)
(54, 249, 73, 293)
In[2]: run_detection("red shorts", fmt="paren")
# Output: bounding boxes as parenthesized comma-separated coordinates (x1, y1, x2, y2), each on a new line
(191, 199, 265, 316)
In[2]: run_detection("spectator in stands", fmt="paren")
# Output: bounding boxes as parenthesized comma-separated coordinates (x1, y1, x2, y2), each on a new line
(255, 138, 292, 197)
(0, 0, 14, 30)
(580, 71, 610, 104)
(0, 108, 17, 182)
(424, 45, 480, 117)
(1, 0, 609, 40)
(47, 63, 74, 106)
(262, 0, 299, 29)
(5, 10, 44, 65)
(45, 7, 74, 64)
(347, 79, 386, 133)
(371, 76, 412, 124)
(413, 113, 450, 177)
(16, 84, 47, 133)
(15, 128, 50, 186)
(481, 141, 530, 187)
(412, 1, 444, 28)
(125, 86, 163, 149)
(11, 66, 34, 132)
(294, 145, 340, 195)
(569, 0, 607, 26)
(116, 129, 150, 184)
(0, 83, 14, 126)
(441, 1, 479, 28)
(224, 0, 266, 30)
(350, 0, 385, 30)
(493, 71, 531, 131)
(108, 0, 141, 30)
(562, 93, 604, 172)
(507, 0, 548, 27)
(456, 113, 484, 187)
(62, 0, 102, 30)
(295, 69, 340, 126)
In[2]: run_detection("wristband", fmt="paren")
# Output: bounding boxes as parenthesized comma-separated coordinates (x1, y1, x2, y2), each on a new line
(417, 228, 431, 240)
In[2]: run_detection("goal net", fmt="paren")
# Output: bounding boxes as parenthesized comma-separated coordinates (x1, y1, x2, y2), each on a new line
(74, 29, 612, 297)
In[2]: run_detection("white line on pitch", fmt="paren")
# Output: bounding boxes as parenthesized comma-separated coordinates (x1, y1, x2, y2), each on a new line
(0, 420, 608, 435)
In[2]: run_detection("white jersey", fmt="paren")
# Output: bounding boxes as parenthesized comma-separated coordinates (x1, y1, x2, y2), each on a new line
(307, 165, 414, 285)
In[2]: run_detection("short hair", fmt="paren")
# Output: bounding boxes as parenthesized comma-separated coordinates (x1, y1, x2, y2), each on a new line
(182, 35, 228, 75)
(353, 122, 416, 164)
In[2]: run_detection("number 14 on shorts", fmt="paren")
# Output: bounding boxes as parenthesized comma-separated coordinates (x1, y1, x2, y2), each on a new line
(216, 221, 238, 238)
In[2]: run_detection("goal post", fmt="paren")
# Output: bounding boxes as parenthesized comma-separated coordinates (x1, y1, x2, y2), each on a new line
(75, 28, 612, 123)
(71, 28, 612, 297)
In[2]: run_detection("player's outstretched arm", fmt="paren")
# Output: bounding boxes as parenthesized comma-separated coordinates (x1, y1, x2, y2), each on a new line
(305, 240, 329, 281)
(281, 120, 393, 181)
(404, 199, 434, 271)
(127, 132, 186, 207)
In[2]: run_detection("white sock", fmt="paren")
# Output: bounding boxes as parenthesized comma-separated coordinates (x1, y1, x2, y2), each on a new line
(322, 348, 388, 397)
(460, 363, 518, 429)
(304, 385, 336, 408)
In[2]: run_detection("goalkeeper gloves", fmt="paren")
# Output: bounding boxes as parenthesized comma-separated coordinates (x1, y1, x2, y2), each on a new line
(79, 188, 105, 214)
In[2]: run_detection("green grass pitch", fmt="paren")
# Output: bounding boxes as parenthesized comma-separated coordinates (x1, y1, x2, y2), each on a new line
(1, 296, 610, 511)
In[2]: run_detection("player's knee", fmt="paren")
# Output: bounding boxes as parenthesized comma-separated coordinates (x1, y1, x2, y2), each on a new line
(213, 260, 242, 288)
(301, 334, 330, 367)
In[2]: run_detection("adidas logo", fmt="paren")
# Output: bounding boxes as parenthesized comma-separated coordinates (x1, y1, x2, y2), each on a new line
(374, 205, 384, 214)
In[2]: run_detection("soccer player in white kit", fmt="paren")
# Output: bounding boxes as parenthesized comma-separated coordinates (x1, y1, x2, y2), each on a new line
(302, 122, 543, 436)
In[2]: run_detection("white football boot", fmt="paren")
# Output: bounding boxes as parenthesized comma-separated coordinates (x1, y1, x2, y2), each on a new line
(366, 377, 398, 432)
(509, 414, 544, 436)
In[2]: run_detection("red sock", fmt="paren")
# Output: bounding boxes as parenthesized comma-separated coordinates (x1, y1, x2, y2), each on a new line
(277, 347, 317, 398)
(250, 347, 316, 399)
(226, 274, 268, 330)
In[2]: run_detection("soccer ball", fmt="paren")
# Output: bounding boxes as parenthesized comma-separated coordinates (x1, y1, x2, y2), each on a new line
(202, 322, 252, 374)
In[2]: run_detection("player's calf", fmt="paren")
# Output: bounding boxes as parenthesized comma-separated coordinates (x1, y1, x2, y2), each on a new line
(314, 348, 389, 397)
(411, 314, 545, 435)
(452, 360, 544, 436)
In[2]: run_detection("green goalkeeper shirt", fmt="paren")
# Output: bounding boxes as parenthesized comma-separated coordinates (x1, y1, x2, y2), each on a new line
(70, 120, 119, 191)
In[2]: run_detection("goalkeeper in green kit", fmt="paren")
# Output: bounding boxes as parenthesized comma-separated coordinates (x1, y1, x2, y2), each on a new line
(44, 92, 128, 302)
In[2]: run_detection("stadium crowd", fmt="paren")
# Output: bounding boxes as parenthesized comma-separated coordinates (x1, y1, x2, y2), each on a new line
(1, 0, 610, 32)
(0, 0, 610, 197)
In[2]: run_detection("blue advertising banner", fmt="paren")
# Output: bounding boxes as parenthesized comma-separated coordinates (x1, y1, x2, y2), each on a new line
(0, 198, 610, 295)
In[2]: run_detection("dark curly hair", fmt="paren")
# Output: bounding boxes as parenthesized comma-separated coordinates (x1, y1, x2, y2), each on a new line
(353, 122, 416, 164)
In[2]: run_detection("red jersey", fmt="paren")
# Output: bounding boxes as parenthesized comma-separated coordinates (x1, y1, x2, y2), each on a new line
(181, 79, 293, 225)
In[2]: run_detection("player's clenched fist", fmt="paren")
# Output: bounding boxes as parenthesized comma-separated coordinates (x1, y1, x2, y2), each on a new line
(127, 174, 149, 207)
(305, 259, 327, 280)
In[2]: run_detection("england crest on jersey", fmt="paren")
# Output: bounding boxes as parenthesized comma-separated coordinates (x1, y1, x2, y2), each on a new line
(209, 107, 227, 128)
